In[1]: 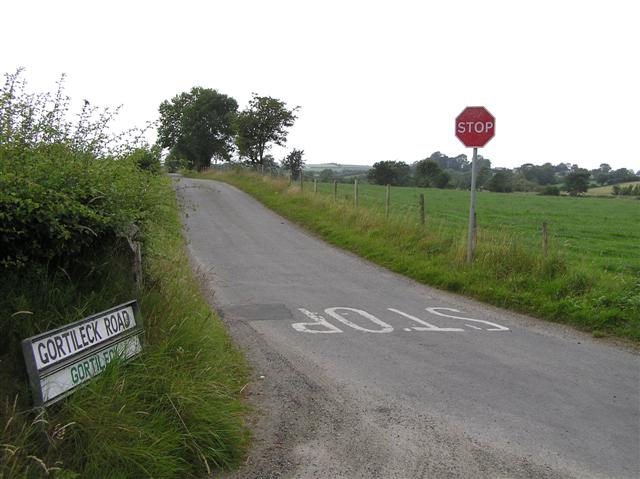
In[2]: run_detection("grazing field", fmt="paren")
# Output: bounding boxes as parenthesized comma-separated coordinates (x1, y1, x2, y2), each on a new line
(316, 181, 640, 275)
(193, 170, 640, 341)
(586, 181, 640, 196)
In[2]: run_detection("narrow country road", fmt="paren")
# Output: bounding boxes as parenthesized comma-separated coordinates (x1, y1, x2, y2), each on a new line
(176, 177, 639, 479)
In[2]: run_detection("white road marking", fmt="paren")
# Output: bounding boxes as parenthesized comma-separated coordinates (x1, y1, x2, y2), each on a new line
(388, 308, 465, 332)
(426, 308, 509, 331)
(324, 307, 394, 333)
(293, 309, 343, 333)
(292, 307, 510, 334)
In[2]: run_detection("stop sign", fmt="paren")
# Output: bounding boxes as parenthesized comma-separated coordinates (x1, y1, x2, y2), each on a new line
(455, 107, 495, 147)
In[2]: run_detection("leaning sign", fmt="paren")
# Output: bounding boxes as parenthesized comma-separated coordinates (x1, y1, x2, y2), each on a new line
(22, 300, 144, 406)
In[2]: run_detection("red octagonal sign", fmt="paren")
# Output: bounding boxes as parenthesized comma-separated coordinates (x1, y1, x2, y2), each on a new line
(455, 107, 495, 148)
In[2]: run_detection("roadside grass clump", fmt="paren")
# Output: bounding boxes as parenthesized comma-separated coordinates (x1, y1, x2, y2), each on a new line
(1, 176, 249, 479)
(193, 169, 639, 341)
(1, 71, 248, 478)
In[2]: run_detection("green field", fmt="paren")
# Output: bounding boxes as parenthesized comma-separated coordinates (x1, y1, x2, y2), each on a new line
(195, 171, 640, 341)
(315, 181, 640, 275)
(586, 181, 640, 196)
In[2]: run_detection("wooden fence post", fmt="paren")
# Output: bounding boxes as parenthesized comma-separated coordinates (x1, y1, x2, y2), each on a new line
(300, 172, 303, 191)
(354, 179, 359, 208)
(125, 224, 143, 290)
(314, 179, 318, 194)
(385, 184, 390, 219)
(542, 221, 548, 258)
(419, 193, 425, 227)
(333, 180, 338, 202)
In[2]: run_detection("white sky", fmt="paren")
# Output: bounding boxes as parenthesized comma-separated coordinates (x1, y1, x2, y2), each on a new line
(2, 0, 639, 171)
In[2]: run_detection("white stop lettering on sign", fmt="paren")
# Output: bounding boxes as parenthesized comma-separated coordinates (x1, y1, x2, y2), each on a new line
(457, 121, 494, 134)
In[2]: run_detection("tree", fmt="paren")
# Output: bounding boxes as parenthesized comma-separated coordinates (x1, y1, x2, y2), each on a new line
(564, 169, 590, 196)
(319, 168, 334, 183)
(415, 159, 451, 188)
(433, 170, 451, 188)
(516, 163, 556, 185)
(536, 163, 557, 185)
(157, 87, 238, 170)
(608, 168, 638, 185)
(592, 163, 612, 185)
(235, 94, 299, 166)
(415, 159, 441, 187)
(367, 161, 411, 186)
(281, 149, 305, 180)
(425, 151, 470, 171)
(475, 156, 493, 189)
(518, 163, 537, 182)
(486, 169, 513, 192)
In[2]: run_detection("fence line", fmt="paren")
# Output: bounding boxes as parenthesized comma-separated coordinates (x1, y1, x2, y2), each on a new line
(203, 167, 560, 265)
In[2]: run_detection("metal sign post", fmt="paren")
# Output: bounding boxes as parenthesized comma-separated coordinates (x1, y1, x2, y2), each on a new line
(466, 147, 478, 264)
(455, 106, 495, 265)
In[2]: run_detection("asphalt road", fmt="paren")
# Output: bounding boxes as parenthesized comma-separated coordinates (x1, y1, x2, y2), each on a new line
(176, 177, 639, 479)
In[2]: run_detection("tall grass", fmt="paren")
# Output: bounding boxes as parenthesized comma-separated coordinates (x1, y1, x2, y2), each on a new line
(1, 176, 249, 478)
(195, 170, 639, 341)
(1, 69, 249, 478)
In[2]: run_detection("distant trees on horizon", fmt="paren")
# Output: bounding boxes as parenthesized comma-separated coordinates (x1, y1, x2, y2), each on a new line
(310, 151, 639, 196)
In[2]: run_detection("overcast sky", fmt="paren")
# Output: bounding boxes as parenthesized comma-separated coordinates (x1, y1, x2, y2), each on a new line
(2, 0, 639, 171)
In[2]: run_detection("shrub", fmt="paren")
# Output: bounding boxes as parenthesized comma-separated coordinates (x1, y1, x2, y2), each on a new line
(539, 185, 560, 196)
(0, 143, 157, 267)
(0, 69, 156, 268)
(612, 183, 640, 196)
(1, 69, 249, 478)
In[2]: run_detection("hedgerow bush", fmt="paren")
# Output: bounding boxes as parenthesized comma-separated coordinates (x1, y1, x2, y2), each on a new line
(1, 70, 249, 478)
(0, 144, 158, 267)
(0, 69, 158, 268)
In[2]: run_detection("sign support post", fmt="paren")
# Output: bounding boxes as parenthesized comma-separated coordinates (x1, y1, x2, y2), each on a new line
(466, 147, 478, 264)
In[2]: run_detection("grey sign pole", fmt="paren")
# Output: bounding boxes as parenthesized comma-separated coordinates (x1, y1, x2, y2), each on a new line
(466, 147, 478, 265)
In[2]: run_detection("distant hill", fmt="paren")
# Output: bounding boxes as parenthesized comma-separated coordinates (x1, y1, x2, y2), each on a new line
(304, 163, 371, 173)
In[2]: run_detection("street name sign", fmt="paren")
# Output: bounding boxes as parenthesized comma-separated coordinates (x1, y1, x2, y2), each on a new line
(22, 300, 144, 406)
(455, 106, 495, 147)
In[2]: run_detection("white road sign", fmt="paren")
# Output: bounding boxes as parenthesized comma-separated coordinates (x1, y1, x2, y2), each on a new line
(22, 300, 143, 406)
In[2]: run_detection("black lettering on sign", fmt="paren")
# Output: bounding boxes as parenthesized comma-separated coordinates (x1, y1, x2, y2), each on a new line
(122, 310, 131, 328)
(92, 320, 103, 340)
(79, 326, 88, 346)
(62, 332, 72, 352)
(104, 316, 114, 335)
(46, 339, 57, 361)
(38, 343, 49, 364)
(54, 336, 65, 357)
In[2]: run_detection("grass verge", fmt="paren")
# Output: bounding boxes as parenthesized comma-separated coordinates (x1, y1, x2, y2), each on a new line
(1, 175, 249, 478)
(191, 170, 639, 342)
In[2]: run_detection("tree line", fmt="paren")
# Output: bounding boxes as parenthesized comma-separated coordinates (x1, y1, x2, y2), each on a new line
(363, 152, 639, 196)
(157, 87, 301, 172)
(157, 88, 638, 196)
